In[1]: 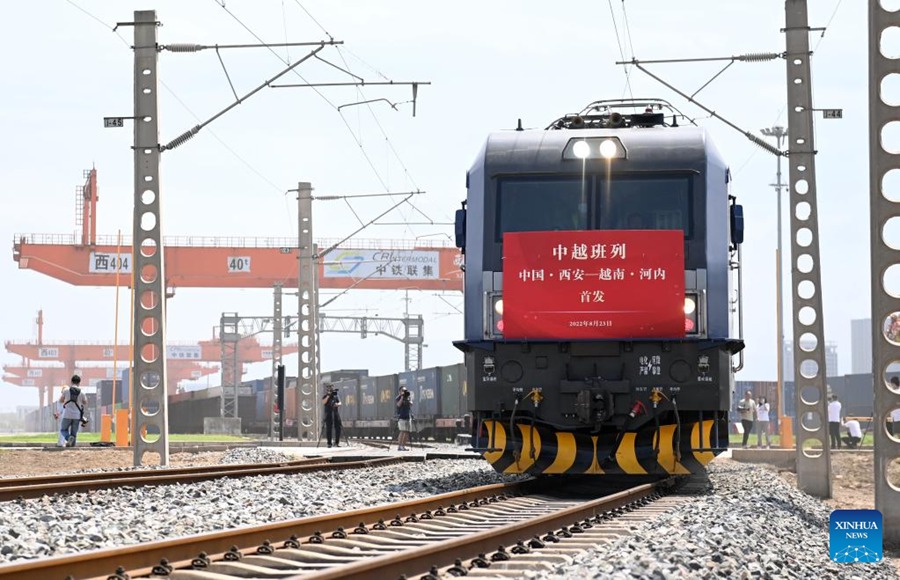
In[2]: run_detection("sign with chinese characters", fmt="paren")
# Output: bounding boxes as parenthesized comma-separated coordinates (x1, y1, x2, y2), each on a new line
(38, 347, 59, 358)
(26, 369, 43, 378)
(321, 249, 440, 280)
(166, 345, 202, 360)
(89, 252, 132, 274)
(502, 230, 685, 339)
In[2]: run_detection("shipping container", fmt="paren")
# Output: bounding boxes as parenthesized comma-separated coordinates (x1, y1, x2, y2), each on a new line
(376, 374, 398, 421)
(833, 374, 874, 417)
(97, 378, 128, 408)
(412, 367, 440, 417)
(335, 378, 360, 421)
(359, 376, 378, 420)
(320, 369, 368, 388)
(439, 363, 464, 419)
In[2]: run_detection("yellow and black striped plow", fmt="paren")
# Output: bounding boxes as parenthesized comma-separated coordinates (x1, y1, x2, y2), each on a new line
(480, 419, 723, 476)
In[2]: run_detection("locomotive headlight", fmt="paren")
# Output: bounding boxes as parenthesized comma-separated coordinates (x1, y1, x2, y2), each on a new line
(599, 139, 618, 159)
(563, 136, 626, 160)
(684, 297, 696, 315)
(572, 140, 591, 159)
(494, 299, 504, 316)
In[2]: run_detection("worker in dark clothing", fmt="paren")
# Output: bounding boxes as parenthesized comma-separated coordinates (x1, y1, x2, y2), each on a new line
(322, 383, 343, 448)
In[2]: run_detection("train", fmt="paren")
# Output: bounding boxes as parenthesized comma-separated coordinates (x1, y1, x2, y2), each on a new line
(161, 363, 469, 440)
(453, 98, 746, 477)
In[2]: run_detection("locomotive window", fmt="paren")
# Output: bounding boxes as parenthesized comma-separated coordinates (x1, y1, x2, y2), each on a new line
(598, 176, 691, 236)
(497, 177, 587, 241)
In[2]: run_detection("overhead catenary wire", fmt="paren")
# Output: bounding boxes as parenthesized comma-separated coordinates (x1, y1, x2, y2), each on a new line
(606, 0, 634, 102)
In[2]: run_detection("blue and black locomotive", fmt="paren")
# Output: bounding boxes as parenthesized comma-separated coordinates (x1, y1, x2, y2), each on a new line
(454, 99, 745, 477)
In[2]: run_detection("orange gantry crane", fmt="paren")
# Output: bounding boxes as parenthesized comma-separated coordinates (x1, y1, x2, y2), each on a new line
(7, 169, 460, 420)
(2, 362, 216, 388)
(4, 310, 298, 410)
(12, 169, 463, 291)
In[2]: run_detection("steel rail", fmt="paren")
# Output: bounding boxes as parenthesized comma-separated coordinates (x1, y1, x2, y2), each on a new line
(298, 481, 660, 580)
(0, 457, 406, 501)
(0, 480, 528, 580)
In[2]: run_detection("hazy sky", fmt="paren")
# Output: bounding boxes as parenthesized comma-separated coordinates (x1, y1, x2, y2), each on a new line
(0, 1, 870, 412)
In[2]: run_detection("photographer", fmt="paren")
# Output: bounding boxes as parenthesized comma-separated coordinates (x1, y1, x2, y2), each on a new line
(395, 386, 412, 451)
(322, 383, 343, 448)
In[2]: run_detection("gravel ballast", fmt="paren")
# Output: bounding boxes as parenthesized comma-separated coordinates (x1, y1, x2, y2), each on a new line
(1, 449, 895, 579)
(533, 462, 896, 580)
(0, 449, 520, 562)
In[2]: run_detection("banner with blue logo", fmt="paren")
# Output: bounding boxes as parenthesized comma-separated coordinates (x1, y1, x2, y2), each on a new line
(829, 509, 882, 563)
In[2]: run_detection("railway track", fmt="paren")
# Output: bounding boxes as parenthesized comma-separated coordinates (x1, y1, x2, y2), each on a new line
(0, 456, 403, 501)
(0, 476, 702, 580)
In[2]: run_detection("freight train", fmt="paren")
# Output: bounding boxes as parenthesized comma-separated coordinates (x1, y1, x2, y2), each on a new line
(453, 99, 745, 477)
(162, 364, 469, 440)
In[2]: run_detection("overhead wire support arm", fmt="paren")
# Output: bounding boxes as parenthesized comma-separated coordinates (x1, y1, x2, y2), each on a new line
(270, 80, 430, 117)
(313, 193, 417, 259)
(160, 42, 337, 151)
(619, 57, 784, 158)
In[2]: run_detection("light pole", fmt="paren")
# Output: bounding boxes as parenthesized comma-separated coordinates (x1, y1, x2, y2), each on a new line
(761, 126, 789, 447)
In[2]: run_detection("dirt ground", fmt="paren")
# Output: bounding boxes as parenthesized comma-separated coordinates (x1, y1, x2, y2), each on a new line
(1, 448, 897, 576)
(0, 448, 229, 477)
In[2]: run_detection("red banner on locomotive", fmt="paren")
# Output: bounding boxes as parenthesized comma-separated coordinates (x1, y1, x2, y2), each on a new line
(502, 230, 685, 339)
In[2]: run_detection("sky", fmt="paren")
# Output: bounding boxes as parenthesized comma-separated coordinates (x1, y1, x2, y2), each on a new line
(0, 0, 872, 412)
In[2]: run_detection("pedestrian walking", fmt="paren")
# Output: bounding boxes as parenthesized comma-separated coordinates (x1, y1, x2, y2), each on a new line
(54, 375, 88, 448)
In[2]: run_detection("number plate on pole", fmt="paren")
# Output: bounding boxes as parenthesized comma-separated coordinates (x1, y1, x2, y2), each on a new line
(104, 117, 125, 128)
(822, 109, 843, 119)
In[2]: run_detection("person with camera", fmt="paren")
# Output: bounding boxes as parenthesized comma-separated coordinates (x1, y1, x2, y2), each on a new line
(54, 374, 89, 448)
(735, 390, 757, 449)
(395, 386, 413, 451)
(322, 383, 343, 448)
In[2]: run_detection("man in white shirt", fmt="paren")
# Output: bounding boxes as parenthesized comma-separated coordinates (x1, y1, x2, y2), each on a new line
(827, 395, 842, 449)
(841, 419, 862, 449)
(54, 374, 88, 448)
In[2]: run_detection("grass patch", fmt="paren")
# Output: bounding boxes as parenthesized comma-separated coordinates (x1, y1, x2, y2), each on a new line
(0, 433, 253, 444)
(727, 431, 875, 448)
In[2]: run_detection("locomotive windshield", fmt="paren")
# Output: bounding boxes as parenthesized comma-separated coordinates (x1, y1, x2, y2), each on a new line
(598, 175, 691, 234)
(498, 177, 587, 237)
(496, 173, 692, 241)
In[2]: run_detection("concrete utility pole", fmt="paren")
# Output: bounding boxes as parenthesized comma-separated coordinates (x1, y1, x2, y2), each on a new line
(760, 126, 790, 447)
(783, 0, 831, 498)
(868, 0, 900, 543)
(296, 183, 320, 442)
(131, 10, 169, 466)
(271, 283, 283, 439)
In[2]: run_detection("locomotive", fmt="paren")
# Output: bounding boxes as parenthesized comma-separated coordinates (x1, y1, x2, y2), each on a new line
(454, 99, 745, 477)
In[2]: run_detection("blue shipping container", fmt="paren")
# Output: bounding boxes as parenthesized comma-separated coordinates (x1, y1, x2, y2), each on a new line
(413, 367, 440, 417)
(335, 378, 360, 421)
(376, 374, 398, 420)
(359, 376, 377, 420)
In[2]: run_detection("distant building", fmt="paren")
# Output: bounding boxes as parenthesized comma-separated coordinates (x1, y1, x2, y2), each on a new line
(851, 318, 872, 374)
(783, 339, 838, 379)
